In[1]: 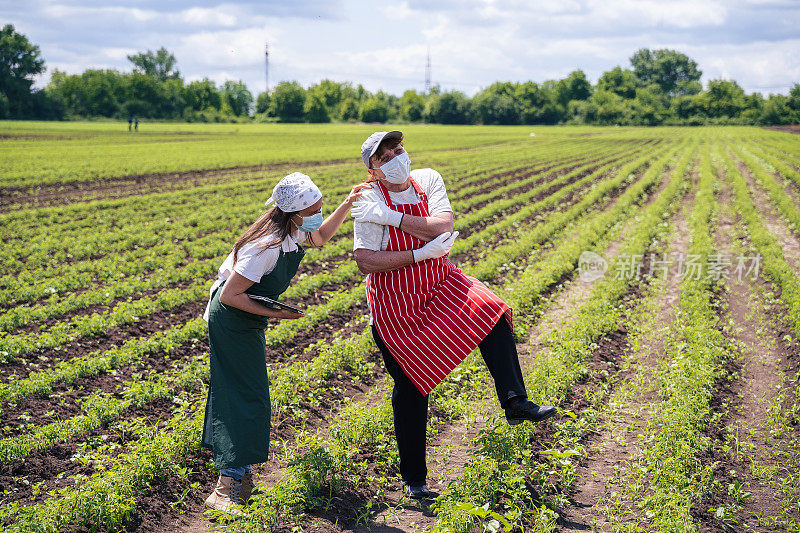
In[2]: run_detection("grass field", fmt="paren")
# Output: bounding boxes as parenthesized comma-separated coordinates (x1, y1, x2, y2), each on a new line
(0, 122, 799, 532)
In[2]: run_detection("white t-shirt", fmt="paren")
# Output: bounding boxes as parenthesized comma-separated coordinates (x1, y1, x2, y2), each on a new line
(202, 228, 308, 321)
(353, 168, 453, 325)
(353, 168, 453, 252)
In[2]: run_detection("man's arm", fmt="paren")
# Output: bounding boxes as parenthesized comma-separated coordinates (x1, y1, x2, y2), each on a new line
(397, 211, 454, 242)
(353, 248, 415, 275)
(353, 231, 458, 275)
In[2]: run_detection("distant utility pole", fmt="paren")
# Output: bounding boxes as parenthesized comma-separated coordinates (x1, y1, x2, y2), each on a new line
(265, 42, 269, 92)
(425, 47, 431, 92)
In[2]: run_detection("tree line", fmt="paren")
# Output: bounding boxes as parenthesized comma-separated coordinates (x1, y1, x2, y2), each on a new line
(2, 24, 799, 126)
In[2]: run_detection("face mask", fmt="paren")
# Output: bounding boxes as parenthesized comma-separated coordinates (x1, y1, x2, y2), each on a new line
(297, 212, 323, 232)
(379, 151, 411, 184)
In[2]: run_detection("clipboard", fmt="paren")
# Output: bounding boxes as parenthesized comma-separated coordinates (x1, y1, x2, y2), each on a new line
(247, 294, 305, 315)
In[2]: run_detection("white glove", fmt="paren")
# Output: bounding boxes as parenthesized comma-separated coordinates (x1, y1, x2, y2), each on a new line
(351, 200, 403, 227)
(413, 231, 459, 263)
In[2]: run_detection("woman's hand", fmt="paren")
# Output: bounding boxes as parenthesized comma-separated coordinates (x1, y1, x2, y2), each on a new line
(309, 182, 373, 247)
(273, 309, 304, 319)
(344, 182, 372, 207)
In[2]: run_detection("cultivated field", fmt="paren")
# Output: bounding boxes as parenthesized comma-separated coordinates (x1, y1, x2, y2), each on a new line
(0, 122, 799, 532)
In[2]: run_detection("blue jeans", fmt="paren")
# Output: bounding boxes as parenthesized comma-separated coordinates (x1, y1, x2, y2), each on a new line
(220, 464, 252, 481)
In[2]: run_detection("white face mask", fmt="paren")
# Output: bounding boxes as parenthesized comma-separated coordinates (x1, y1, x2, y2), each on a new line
(379, 151, 411, 184)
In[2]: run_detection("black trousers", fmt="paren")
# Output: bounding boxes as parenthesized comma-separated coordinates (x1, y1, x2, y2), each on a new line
(371, 318, 527, 485)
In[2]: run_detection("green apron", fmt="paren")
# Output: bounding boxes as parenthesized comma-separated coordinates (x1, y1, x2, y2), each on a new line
(201, 245, 305, 469)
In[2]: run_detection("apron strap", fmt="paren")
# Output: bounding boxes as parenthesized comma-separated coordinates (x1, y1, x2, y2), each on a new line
(376, 177, 425, 210)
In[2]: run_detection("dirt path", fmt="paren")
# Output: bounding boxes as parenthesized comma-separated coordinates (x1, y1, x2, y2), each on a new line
(0, 159, 352, 212)
(691, 164, 800, 530)
(558, 168, 697, 530)
(735, 158, 800, 277)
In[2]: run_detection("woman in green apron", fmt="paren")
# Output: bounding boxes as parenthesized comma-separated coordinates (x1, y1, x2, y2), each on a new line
(201, 172, 370, 514)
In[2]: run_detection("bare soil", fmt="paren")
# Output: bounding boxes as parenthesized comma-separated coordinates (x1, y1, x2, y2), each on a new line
(735, 158, 800, 277)
(0, 159, 352, 212)
(691, 163, 800, 531)
(765, 125, 800, 135)
(559, 167, 696, 530)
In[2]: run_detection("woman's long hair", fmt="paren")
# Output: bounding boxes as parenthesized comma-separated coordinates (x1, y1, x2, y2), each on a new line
(232, 205, 295, 265)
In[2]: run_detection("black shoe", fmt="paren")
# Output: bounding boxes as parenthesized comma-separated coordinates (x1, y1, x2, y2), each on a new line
(406, 484, 439, 500)
(504, 398, 557, 425)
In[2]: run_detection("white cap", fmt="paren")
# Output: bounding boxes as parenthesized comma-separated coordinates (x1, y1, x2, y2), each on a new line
(360, 130, 403, 168)
(265, 172, 322, 212)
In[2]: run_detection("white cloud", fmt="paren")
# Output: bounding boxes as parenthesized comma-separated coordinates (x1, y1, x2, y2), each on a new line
(41, 4, 161, 22)
(178, 27, 272, 68)
(583, 0, 728, 29)
(173, 7, 239, 27)
(4, 0, 798, 96)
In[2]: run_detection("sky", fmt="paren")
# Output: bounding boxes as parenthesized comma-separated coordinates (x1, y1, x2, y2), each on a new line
(3, 0, 799, 97)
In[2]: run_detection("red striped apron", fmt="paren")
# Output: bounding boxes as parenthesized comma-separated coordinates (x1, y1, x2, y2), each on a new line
(366, 178, 512, 395)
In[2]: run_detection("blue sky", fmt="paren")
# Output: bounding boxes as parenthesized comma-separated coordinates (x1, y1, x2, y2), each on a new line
(3, 0, 799, 96)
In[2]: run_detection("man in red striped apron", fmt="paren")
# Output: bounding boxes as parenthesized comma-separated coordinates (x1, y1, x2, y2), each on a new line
(351, 130, 556, 499)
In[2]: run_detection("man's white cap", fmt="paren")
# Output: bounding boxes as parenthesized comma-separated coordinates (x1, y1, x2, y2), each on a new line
(361, 130, 403, 168)
(265, 172, 322, 212)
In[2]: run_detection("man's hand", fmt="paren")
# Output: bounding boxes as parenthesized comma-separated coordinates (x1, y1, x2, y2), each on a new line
(412, 231, 459, 263)
(351, 200, 403, 227)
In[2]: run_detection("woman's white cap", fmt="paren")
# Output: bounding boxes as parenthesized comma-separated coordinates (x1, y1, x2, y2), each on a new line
(265, 172, 322, 212)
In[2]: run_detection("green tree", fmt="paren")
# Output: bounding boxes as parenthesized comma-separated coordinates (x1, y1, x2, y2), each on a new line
(554, 70, 592, 107)
(339, 97, 360, 121)
(629, 48, 701, 96)
(307, 79, 350, 117)
(597, 66, 637, 99)
(400, 89, 425, 122)
(125, 71, 164, 117)
(759, 95, 792, 125)
(371, 91, 399, 121)
(515, 81, 547, 124)
(787, 83, 800, 121)
(703, 79, 746, 118)
(360, 97, 388, 122)
(184, 79, 221, 111)
(671, 93, 706, 121)
(630, 85, 669, 125)
(424, 91, 471, 124)
(127, 47, 180, 81)
(473, 82, 520, 124)
(0, 24, 45, 117)
(591, 90, 631, 125)
(269, 81, 306, 122)
(255, 91, 270, 114)
(220, 80, 253, 117)
(304, 92, 330, 122)
(568, 99, 598, 124)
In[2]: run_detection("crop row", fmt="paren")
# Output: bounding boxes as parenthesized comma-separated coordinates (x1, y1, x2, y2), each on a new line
(0, 135, 596, 245)
(0, 139, 633, 308)
(720, 144, 800, 337)
(430, 140, 696, 531)
(0, 145, 647, 420)
(0, 139, 664, 460)
(0, 142, 649, 359)
(0, 141, 678, 530)
(230, 139, 691, 529)
(3, 136, 623, 271)
(0, 123, 612, 188)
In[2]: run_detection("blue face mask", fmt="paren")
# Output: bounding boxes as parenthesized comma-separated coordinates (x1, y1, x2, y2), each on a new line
(297, 212, 323, 232)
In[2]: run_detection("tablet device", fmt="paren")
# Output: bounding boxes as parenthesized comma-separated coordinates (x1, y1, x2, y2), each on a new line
(247, 294, 305, 315)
